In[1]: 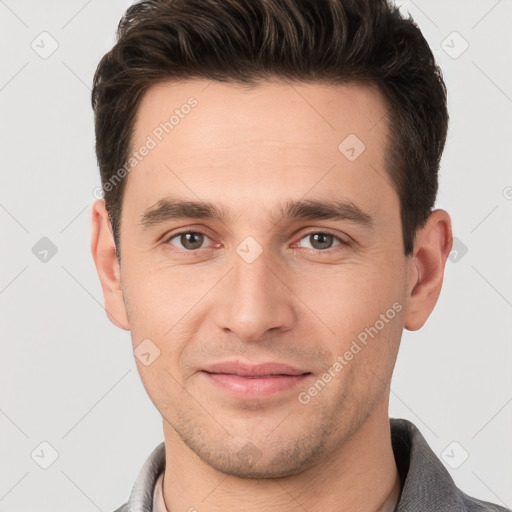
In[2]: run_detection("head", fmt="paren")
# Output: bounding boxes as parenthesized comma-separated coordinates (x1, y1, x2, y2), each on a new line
(91, 0, 452, 478)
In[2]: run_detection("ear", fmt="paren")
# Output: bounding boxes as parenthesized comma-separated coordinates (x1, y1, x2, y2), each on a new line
(404, 209, 453, 331)
(90, 199, 130, 330)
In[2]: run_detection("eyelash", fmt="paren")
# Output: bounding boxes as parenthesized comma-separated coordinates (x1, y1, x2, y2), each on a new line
(163, 229, 350, 255)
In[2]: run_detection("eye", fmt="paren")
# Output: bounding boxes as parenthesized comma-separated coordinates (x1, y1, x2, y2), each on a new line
(164, 229, 349, 254)
(165, 230, 212, 251)
(295, 231, 346, 251)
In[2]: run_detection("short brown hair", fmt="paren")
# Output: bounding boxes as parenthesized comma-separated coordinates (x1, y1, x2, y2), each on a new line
(92, 0, 448, 260)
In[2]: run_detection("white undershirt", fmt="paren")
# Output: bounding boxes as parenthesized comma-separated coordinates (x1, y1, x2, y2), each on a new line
(152, 471, 168, 512)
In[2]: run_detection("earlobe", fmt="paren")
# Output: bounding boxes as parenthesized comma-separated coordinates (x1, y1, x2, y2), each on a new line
(404, 209, 453, 331)
(90, 199, 130, 331)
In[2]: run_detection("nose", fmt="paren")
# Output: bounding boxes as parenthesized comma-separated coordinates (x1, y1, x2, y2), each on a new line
(213, 248, 297, 343)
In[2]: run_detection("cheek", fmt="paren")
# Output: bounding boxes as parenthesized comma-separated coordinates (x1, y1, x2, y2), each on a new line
(292, 261, 406, 398)
(122, 259, 189, 330)
(293, 261, 405, 340)
(122, 263, 210, 368)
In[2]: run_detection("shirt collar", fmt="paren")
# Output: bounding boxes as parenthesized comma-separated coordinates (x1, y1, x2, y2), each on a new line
(390, 418, 466, 511)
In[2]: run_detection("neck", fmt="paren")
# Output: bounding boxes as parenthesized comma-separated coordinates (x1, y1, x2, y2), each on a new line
(161, 402, 401, 512)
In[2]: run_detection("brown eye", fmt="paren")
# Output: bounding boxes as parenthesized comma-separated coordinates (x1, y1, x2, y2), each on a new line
(167, 231, 208, 250)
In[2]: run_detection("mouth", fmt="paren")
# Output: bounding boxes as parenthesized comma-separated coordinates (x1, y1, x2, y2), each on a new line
(200, 361, 313, 399)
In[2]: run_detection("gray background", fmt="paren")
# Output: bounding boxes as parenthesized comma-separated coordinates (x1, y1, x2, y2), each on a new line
(0, 0, 511, 510)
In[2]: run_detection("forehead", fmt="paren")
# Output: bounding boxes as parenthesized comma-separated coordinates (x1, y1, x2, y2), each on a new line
(133, 78, 390, 150)
(125, 79, 396, 226)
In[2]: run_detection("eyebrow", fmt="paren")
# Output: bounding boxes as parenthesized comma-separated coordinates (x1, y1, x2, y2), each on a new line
(139, 197, 374, 230)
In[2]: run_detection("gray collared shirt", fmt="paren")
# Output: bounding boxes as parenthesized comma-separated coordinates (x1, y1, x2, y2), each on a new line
(114, 418, 511, 512)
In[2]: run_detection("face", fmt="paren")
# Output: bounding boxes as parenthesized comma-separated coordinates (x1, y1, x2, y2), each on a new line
(93, 79, 440, 478)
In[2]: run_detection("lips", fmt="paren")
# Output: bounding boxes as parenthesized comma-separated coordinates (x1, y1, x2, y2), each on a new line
(200, 360, 312, 399)
(202, 360, 309, 377)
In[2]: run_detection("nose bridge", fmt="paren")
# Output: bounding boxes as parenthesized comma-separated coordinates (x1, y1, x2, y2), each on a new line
(231, 243, 280, 313)
(215, 240, 295, 341)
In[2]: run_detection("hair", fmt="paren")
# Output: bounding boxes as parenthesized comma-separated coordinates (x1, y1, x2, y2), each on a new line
(92, 0, 448, 260)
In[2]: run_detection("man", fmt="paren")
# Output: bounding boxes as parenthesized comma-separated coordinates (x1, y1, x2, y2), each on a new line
(90, 0, 510, 511)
